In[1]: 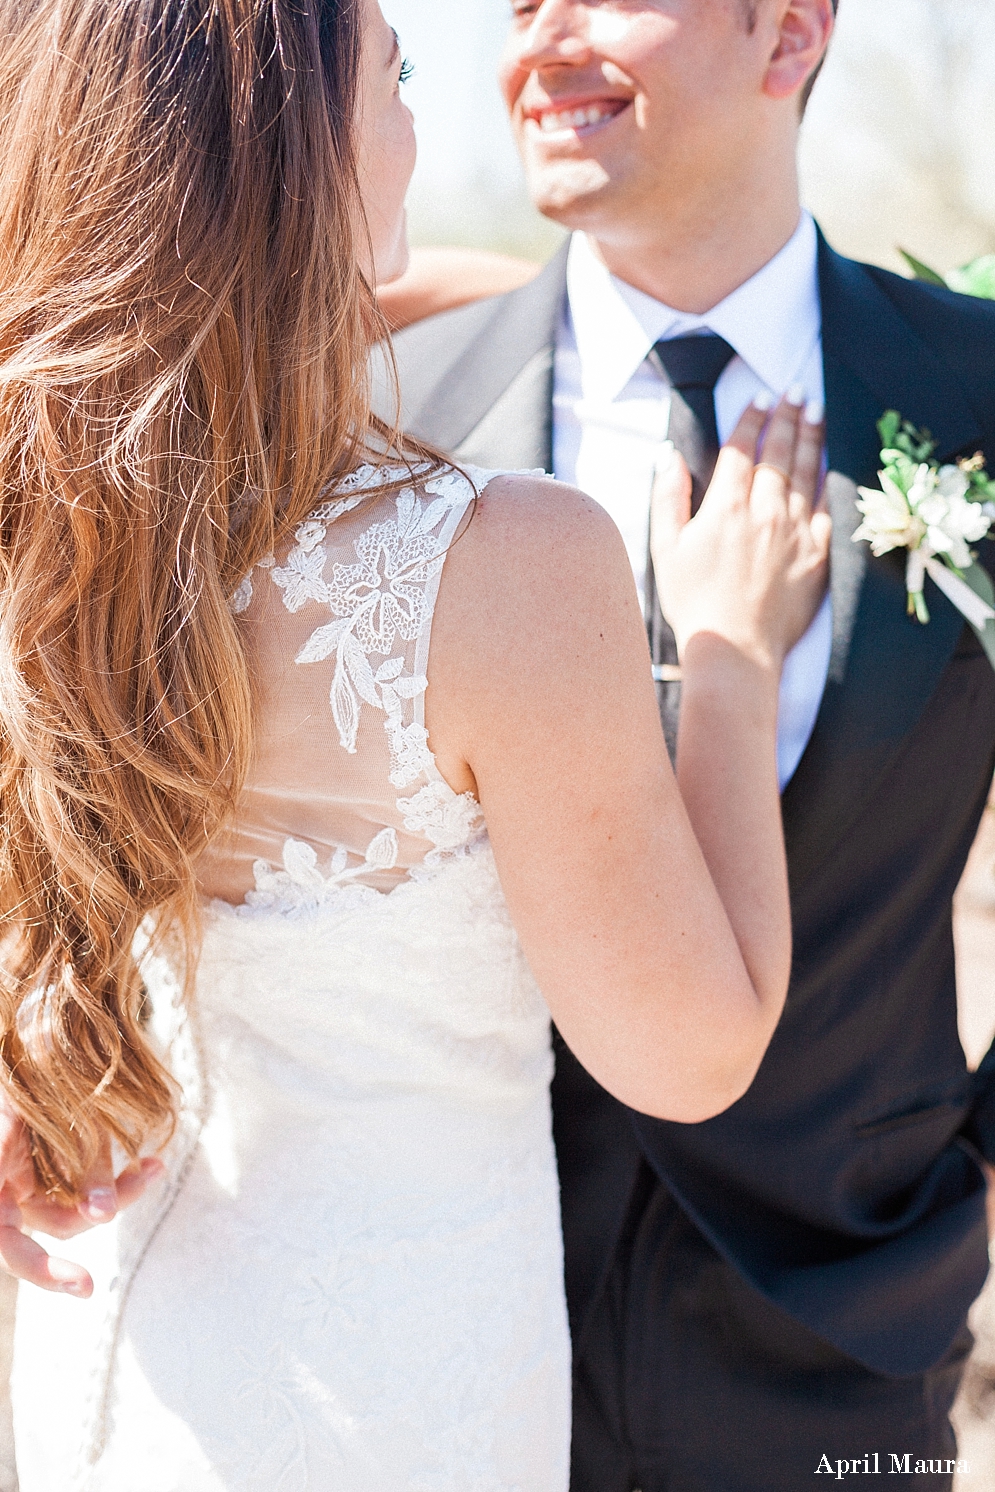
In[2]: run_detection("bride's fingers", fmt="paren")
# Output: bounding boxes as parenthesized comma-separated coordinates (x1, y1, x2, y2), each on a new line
(650, 442, 692, 562)
(0, 1227, 93, 1296)
(76, 1134, 118, 1226)
(723, 394, 773, 464)
(21, 1155, 165, 1240)
(787, 401, 825, 519)
(809, 509, 833, 564)
(0, 1184, 93, 1295)
(752, 392, 804, 510)
(699, 395, 775, 514)
(114, 1157, 165, 1211)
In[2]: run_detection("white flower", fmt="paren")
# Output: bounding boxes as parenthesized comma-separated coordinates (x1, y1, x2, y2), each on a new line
(325, 505, 447, 655)
(911, 468, 991, 571)
(935, 465, 972, 503)
(854, 463, 992, 570)
(853, 473, 925, 556)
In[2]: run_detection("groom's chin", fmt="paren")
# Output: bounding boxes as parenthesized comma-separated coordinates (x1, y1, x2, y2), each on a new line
(522, 158, 615, 230)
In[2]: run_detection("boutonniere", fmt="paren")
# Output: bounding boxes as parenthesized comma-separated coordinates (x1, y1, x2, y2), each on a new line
(852, 411, 995, 669)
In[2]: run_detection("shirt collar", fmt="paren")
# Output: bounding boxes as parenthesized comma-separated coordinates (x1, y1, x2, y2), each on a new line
(565, 212, 821, 405)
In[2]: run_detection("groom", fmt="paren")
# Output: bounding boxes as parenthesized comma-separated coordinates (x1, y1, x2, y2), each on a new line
(387, 1, 995, 1487)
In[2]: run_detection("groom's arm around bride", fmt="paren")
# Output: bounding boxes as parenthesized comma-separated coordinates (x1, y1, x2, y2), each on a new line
(386, 1, 995, 1488)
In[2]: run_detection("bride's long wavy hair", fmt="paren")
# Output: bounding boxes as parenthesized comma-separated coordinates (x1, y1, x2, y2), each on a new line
(0, 0, 392, 1199)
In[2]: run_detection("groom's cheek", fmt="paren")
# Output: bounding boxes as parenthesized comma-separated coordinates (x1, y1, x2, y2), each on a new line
(497, 42, 527, 123)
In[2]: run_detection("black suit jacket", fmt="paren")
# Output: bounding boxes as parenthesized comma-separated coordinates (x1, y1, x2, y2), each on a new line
(389, 231, 995, 1378)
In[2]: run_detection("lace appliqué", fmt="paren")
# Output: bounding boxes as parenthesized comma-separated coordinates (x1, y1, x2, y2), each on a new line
(239, 462, 488, 909)
(270, 465, 473, 788)
(229, 555, 274, 616)
(227, 463, 391, 616)
(244, 832, 400, 917)
(398, 782, 485, 872)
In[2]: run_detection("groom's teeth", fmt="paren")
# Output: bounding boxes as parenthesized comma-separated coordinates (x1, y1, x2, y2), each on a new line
(538, 104, 618, 133)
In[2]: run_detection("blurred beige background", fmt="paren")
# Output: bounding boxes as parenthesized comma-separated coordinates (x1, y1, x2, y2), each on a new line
(2, 3, 994, 1487)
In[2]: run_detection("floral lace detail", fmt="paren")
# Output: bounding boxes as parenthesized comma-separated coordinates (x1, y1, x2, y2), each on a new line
(398, 782, 486, 870)
(233, 463, 491, 908)
(227, 463, 409, 615)
(270, 466, 475, 786)
(243, 832, 400, 917)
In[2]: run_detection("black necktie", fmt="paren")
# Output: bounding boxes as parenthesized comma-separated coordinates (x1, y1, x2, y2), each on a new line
(646, 333, 737, 758)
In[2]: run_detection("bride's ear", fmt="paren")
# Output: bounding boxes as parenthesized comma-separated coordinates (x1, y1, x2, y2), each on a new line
(761, 0, 835, 105)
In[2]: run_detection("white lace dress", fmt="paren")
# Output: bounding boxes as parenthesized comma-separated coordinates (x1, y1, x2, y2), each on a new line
(11, 465, 571, 1492)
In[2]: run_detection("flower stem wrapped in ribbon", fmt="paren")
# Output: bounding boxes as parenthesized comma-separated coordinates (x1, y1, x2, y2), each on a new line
(852, 412, 995, 671)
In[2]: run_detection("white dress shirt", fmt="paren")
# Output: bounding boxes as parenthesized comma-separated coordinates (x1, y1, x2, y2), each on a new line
(552, 212, 833, 789)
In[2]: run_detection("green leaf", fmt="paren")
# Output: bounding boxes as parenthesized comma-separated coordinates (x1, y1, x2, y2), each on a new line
(877, 410, 901, 450)
(894, 419, 936, 464)
(898, 248, 948, 287)
(946, 254, 995, 302)
(961, 561, 995, 608)
(959, 562, 995, 674)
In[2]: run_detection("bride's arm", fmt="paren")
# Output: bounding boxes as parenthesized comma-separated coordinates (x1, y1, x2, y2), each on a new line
(427, 398, 828, 1123)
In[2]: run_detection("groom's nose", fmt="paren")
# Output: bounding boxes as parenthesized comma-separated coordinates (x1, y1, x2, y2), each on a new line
(503, 0, 594, 87)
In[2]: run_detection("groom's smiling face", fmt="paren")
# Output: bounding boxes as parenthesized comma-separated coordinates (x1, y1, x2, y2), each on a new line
(500, 0, 832, 245)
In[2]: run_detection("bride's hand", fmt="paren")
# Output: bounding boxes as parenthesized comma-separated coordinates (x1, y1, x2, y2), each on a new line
(0, 1092, 164, 1297)
(650, 394, 831, 674)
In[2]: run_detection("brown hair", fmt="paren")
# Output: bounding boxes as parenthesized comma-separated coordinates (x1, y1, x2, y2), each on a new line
(0, 0, 399, 1199)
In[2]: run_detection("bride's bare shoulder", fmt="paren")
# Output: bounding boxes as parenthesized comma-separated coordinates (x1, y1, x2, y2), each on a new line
(460, 470, 625, 576)
(434, 469, 641, 672)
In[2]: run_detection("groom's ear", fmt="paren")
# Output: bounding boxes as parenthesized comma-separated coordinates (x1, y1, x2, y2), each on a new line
(759, 0, 836, 112)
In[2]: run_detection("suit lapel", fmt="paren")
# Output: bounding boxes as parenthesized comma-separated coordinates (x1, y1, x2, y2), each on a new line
(782, 236, 984, 881)
(401, 244, 567, 472)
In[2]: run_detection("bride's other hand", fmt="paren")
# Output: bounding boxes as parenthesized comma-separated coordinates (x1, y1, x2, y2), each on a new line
(650, 394, 831, 673)
(0, 1093, 163, 1296)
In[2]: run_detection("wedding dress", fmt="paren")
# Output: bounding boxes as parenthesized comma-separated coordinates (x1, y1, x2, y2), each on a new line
(11, 464, 571, 1492)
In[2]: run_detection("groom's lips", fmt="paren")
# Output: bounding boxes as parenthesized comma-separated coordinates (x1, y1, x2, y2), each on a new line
(523, 97, 631, 139)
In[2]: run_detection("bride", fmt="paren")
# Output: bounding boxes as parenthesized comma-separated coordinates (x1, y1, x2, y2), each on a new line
(0, 0, 829, 1486)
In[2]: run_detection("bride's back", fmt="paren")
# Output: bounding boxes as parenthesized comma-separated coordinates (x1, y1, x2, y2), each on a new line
(198, 464, 488, 909)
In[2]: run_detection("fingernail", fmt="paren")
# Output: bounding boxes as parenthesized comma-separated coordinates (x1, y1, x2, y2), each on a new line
(82, 1187, 116, 1222)
(654, 440, 677, 472)
(48, 1259, 88, 1295)
(752, 389, 774, 412)
(786, 383, 806, 407)
(804, 399, 825, 425)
